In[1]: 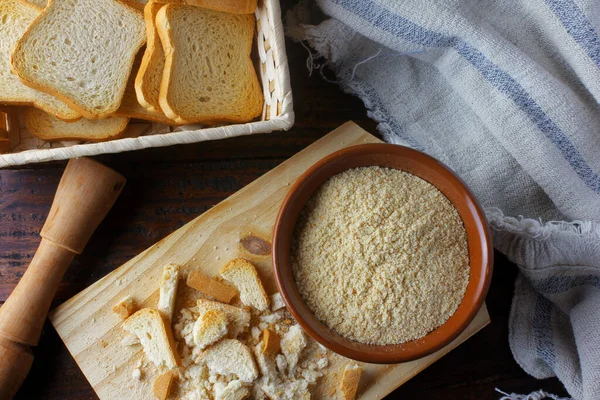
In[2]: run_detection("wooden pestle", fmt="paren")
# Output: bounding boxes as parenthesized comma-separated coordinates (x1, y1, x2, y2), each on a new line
(0, 157, 126, 399)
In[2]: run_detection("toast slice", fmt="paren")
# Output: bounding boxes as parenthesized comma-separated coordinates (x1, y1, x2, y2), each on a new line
(193, 309, 228, 349)
(0, 0, 79, 121)
(11, 0, 146, 119)
(155, 5, 263, 124)
(157, 263, 179, 322)
(182, 0, 257, 14)
(135, 1, 165, 113)
(115, 48, 178, 124)
(24, 108, 128, 141)
(196, 299, 250, 337)
(122, 308, 180, 369)
(199, 339, 258, 382)
(220, 258, 269, 311)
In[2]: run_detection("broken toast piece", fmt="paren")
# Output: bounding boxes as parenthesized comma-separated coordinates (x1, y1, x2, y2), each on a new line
(220, 258, 269, 311)
(199, 339, 258, 382)
(340, 364, 363, 400)
(158, 263, 180, 322)
(187, 270, 238, 303)
(196, 299, 250, 337)
(193, 309, 228, 349)
(112, 295, 135, 319)
(122, 308, 180, 369)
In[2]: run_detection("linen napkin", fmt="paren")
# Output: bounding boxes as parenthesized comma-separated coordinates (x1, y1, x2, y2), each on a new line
(287, 1, 600, 398)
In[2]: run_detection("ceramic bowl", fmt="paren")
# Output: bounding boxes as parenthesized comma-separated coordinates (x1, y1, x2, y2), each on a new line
(272, 143, 493, 363)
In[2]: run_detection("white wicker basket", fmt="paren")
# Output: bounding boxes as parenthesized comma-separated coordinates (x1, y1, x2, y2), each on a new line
(0, 0, 293, 168)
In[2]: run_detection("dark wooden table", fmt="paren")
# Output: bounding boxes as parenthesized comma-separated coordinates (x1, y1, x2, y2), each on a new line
(0, 8, 570, 400)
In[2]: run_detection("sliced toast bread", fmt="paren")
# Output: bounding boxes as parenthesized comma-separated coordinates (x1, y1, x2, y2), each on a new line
(122, 308, 180, 369)
(155, 4, 263, 124)
(11, 0, 146, 119)
(115, 48, 178, 124)
(199, 339, 258, 382)
(220, 258, 269, 311)
(135, 1, 165, 113)
(24, 107, 128, 141)
(0, 0, 79, 121)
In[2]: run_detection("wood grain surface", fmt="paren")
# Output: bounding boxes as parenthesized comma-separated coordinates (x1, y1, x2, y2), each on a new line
(0, 2, 569, 397)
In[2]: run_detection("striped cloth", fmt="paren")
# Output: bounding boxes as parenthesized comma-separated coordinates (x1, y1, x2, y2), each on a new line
(290, 0, 600, 398)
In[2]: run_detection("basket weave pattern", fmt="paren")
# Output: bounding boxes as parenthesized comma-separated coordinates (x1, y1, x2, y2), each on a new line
(0, 0, 294, 168)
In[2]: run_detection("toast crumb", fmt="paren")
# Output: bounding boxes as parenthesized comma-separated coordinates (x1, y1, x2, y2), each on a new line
(186, 270, 238, 303)
(113, 296, 135, 319)
(214, 380, 250, 400)
(153, 370, 175, 400)
(280, 324, 306, 374)
(132, 368, 142, 381)
(269, 293, 286, 311)
(261, 329, 280, 356)
(340, 364, 362, 400)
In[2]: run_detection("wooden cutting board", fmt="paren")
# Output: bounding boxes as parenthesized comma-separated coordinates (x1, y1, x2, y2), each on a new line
(50, 121, 490, 399)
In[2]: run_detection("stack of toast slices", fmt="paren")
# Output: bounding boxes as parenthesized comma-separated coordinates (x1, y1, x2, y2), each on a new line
(0, 0, 262, 144)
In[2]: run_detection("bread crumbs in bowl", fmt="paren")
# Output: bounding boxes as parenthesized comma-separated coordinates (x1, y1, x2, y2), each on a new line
(272, 143, 493, 364)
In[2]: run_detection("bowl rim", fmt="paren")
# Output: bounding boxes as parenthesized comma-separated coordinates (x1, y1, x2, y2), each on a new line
(272, 143, 493, 364)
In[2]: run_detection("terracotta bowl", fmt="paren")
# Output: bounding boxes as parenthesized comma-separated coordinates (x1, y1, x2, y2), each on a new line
(272, 143, 493, 364)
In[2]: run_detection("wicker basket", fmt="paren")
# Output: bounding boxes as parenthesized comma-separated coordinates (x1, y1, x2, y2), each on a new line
(0, 0, 293, 168)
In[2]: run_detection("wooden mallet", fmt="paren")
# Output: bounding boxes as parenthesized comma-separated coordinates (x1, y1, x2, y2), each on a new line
(0, 157, 126, 399)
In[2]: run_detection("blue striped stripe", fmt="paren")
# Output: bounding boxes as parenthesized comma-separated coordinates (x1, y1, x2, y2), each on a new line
(534, 293, 556, 368)
(545, 0, 600, 67)
(332, 0, 600, 193)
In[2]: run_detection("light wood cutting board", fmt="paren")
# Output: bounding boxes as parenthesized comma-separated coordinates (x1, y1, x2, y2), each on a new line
(50, 121, 490, 399)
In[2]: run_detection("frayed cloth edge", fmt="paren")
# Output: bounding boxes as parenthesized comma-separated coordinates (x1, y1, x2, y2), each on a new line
(486, 208, 600, 241)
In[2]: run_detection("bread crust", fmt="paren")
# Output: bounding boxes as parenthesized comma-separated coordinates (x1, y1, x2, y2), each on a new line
(24, 107, 128, 141)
